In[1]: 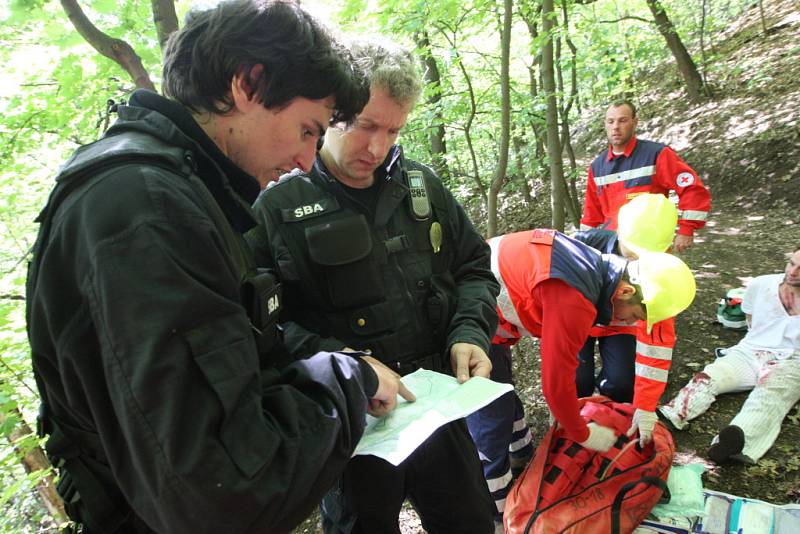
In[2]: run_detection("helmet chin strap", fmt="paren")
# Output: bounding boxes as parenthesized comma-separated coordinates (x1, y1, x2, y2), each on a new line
(626, 260, 641, 286)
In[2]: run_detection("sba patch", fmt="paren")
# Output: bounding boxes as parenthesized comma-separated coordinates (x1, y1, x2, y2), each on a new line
(281, 197, 340, 222)
(676, 172, 695, 187)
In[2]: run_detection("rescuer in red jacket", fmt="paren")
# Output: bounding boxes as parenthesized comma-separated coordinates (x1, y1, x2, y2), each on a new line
(490, 229, 695, 453)
(580, 100, 711, 253)
(575, 194, 681, 412)
(467, 219, 695, 524)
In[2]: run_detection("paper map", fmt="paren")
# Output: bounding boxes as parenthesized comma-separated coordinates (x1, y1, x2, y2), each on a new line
(353, 369, 514, 465)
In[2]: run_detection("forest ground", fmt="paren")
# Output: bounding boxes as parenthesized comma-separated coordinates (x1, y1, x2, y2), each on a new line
(294, 0, 800, 531)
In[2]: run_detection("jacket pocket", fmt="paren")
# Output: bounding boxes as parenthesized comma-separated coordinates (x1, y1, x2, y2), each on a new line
(305, 214, 384, 308)
(426, 271, 457, 341)
(184, 316, 270, 478)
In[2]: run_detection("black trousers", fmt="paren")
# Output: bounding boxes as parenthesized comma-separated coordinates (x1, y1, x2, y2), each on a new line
(576, 333, 637, 402)
(322, 419, 495, 534)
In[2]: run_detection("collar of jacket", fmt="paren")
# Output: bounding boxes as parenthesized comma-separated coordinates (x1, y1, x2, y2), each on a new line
(606, 136, 638, 161)
(307, 147, 412, 228)
(118, 89, 259, 233)
(596, 253, 628, 325)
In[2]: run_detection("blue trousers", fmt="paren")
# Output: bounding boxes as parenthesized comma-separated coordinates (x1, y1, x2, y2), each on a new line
(575, 333, 636, 402)
(465, 344, 533, 520)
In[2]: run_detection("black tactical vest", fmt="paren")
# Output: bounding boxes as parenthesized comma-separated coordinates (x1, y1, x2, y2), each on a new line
(261, 156, 458, 375)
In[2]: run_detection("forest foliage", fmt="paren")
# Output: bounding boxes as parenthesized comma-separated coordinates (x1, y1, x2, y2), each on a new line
(0, 0, 762, 530)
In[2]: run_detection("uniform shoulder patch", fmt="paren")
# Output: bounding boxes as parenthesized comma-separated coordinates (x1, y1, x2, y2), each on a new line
(280, 197, 340, 222)
(676, 172, 695, 187)
(529, 228, 556, 245)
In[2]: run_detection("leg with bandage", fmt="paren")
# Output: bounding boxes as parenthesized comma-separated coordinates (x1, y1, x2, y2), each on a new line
(658, 344, 758, 430)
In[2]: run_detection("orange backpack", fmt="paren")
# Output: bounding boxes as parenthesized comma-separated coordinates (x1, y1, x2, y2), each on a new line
(503, 397, 674, 534)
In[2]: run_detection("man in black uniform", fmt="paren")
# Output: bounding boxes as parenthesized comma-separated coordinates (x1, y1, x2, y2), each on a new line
(249, 39, 499, 533)
(25, 2, 413, 533)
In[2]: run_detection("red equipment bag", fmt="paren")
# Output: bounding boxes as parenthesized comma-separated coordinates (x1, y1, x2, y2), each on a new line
(503, 396, 674, 534)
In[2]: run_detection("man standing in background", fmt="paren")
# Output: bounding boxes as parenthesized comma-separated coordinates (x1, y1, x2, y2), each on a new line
(581, 100, 711, 253)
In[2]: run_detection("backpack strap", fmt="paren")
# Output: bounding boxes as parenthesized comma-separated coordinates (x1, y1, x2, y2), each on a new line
(610, 476, 670, 534)
(42, 407, 143, 533)
(522, 423, 558, 534)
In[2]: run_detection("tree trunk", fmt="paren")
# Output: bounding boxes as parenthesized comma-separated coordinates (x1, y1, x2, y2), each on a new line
(487, 0, 513, 238)
(151, 0, 179, 52)
(60, 0, 155, 90)
(758, 0, 768, 35)
(541, 0, 566, 231)
(512, 136, 534, 206)
(416, 30, 450, 180)
(0, 408, 66, 523)
(645, 0, 707, 101)
(561, 1, 581, 117)
(519, 5, 549, 210)
(556, 2, 581, 227)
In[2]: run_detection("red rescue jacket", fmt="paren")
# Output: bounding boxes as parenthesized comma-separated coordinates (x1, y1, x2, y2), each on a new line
(580, 137, 710, 236)
(489, 230, 626, 441)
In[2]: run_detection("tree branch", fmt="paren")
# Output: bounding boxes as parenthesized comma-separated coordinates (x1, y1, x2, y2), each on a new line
(151, 0, 179, 52)
(59, 0, 155, 90)
(0, 408, 66, 522)
(597, 16, 653, 24)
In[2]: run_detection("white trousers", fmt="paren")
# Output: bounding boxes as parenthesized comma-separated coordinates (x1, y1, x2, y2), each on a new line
(660, 344, 800, 461)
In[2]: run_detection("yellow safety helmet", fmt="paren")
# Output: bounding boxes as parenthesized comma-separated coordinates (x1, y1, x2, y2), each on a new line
(627, 252, 696, 332)
(617, 194, 678, 257)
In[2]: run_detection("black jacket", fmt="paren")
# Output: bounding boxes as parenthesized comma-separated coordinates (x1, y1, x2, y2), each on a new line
(26, 90, 377, 533)
(247, 149, 499, 374)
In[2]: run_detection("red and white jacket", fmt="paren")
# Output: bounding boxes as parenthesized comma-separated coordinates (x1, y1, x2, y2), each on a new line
(489, 230, 629, 442)
(490, 231, 674, 443)
(581, 137, 711, 236)
(588, 319, 676, 411)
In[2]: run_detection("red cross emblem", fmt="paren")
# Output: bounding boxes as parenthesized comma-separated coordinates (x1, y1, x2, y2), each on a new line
(676, 172, 694, 187)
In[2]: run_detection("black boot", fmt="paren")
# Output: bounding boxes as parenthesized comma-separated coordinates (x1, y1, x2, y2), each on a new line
(707, 425, 745, 464)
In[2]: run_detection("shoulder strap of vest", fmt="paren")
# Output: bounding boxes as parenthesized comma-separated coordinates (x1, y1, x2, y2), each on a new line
(183, 168, 281, 353)
(258, 176, 329, 305)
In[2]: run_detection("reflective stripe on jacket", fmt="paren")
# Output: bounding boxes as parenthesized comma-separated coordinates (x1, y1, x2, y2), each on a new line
(632, 318, 675, 411)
